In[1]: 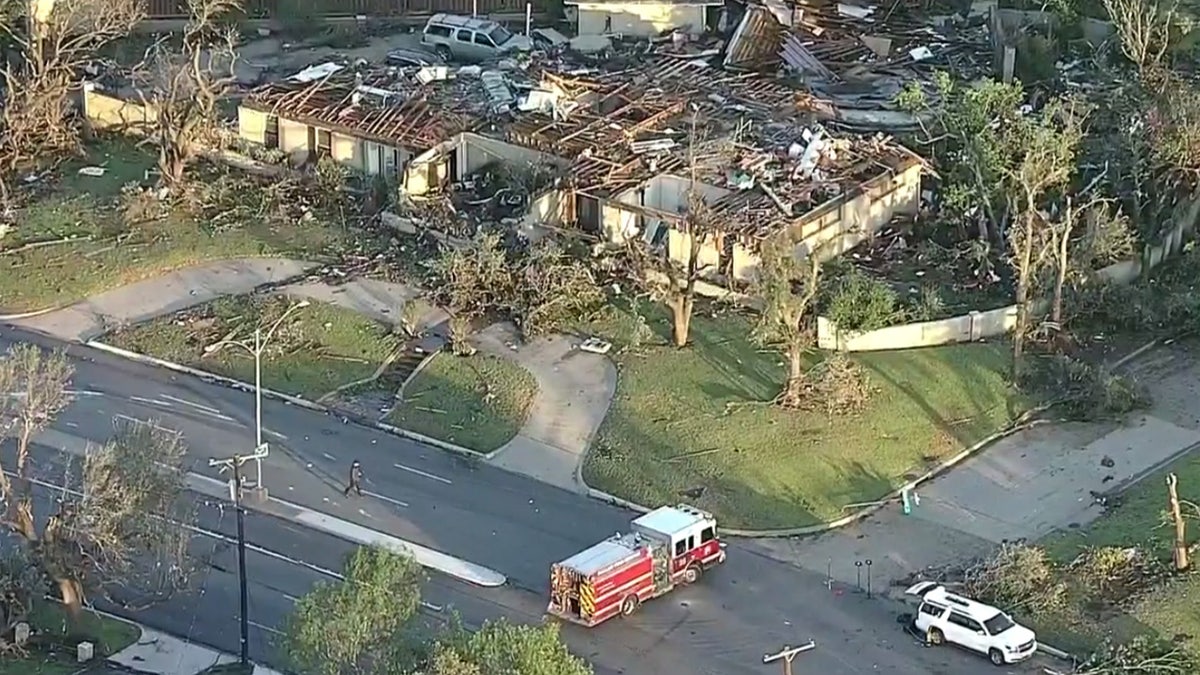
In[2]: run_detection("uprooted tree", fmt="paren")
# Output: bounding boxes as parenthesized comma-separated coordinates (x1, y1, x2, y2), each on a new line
(135, 0, 240, 185)
(0, 0, 143, 184)
(0, 344, 195, 618)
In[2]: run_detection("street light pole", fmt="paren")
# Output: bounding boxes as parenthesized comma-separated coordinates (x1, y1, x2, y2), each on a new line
(254, 327, 263, 488)
(203, 300, 309, 494)
(210, 446, 268, 666)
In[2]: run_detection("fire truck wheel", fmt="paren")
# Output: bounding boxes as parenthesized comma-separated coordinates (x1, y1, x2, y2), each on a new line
(620, 594, 640, 616)
(683, 564, 702, 584)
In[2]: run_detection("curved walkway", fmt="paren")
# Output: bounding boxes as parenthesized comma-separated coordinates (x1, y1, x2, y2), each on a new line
(4, 258, 616, 492)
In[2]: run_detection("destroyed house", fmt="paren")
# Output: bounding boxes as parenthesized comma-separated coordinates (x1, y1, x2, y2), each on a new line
(236, 73, 472, 176)
(399, 57, 925, 283)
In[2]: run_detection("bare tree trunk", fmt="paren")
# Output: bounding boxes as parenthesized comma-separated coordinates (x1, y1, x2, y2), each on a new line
(779, 344, 806, 407)
(670, 295, 693, 348)
(1011, 213, 1036, 379)
(1168, 473, 1190, 571)
(56, 578, 84, 620)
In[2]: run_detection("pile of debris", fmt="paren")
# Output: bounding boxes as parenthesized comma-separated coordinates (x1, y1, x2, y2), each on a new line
(725, 0, 996, 128)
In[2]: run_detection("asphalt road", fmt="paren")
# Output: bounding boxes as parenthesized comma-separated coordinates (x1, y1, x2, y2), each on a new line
(2, 327, 1048, 675)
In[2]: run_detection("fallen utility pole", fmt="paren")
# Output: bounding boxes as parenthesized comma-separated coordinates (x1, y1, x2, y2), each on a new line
(209, 444, 269, 666)
(763, 642, 816, 675)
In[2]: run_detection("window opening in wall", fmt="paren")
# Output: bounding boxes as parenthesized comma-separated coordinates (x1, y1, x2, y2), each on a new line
(576, 194, 600, 232)
(384, 147, 400, 176)
(264, 115, 279, 149)
(315, 129, 332, 158)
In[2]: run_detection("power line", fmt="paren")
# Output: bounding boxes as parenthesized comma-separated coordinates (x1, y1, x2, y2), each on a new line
(209, 445, 268, 667)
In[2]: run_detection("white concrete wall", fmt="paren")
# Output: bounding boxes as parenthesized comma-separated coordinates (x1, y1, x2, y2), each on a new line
(575, 3, 707, 36)
(816, 194, 1200, 352)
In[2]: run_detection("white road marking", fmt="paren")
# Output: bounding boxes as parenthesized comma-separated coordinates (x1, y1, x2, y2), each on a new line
(322, 453, 336, 462)
(264, 428, 288, 440)
(363, 490, 409, 508)
(192, 408, 237, 422)
(130, 395, 171, 407)
(5, 389, 102, 398)
(161, 394, 222, 415)
(112, 414, 182, 436)
(282, 593, 300, 603)
(64, 422, 78, 428)
(248, 620, 284, 636)
(393, 463, 452, 485)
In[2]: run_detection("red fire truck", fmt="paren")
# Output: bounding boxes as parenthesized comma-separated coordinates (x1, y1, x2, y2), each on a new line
(547, 504, 727, 627)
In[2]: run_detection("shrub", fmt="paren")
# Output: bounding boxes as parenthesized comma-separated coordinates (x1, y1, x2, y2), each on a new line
(824, 268, 903, 331)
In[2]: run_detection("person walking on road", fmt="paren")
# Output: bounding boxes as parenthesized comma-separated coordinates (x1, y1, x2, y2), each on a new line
(343, 460, 364, 497)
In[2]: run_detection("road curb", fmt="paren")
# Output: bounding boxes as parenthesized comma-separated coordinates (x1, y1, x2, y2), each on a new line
(582, 418, 1051, 537)
(0, 304, 65, 321)
(1037, 643, 1074, 661)
(83, 340, 490, 459)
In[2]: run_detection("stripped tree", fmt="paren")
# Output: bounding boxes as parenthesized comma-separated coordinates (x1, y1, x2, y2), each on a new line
(136, 0, 240, 184)
(0, 0, 142, 181)
(0, 345, 195, 618)
(752, 234, 824, 408)
(1004, 96, 1087, 376)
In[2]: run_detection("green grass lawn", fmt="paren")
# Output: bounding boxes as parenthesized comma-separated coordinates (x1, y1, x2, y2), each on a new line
(388, 352, 537, 453)
(108, 295, 403, 400)
(0, 137, 341, 314)
(1036, 448, 1200, 655)
(0, 602, 141, 675)
(580, 304, 1018, 529)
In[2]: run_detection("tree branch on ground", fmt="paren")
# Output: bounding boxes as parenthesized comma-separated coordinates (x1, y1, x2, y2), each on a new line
(0, 548, 45, 639)
(280, 545, 426, 675)
(135, 0, 241, 185)
(752, 235, 824, 408)
(0, 346, 194, 619)
(1076, 635, 1198, 674)
(0, 0, 143, 175)
(512, 240, 605, 338)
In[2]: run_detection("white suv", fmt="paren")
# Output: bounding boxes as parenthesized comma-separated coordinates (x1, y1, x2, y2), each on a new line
(906, 582, 1037, 666)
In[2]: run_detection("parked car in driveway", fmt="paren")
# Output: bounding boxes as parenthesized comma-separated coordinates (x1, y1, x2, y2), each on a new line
(420, 13, 532, 62)
(906, 582, 1038, 666)
(385, 47, 445, 68)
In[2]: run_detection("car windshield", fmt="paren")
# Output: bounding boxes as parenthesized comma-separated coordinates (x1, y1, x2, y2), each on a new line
(983, 613, 1015, 635)
(488, 26, 512, 46)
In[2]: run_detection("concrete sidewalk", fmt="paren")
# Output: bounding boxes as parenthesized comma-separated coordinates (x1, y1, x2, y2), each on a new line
(8, 259, 316, 342)
(8, 258, 619, 494)
(472, 323, 616, 492)
(757, 346, 1200, 591)
(108, 626, 283, 675)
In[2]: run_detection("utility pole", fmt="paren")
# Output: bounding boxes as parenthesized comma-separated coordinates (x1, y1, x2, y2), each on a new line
(209, 445, 268, 666)
(763, 642, 815, 675)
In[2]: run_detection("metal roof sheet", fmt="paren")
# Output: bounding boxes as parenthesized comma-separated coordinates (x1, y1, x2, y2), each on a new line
(557, 534, 644, 577)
